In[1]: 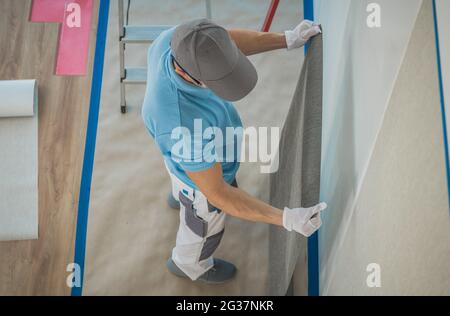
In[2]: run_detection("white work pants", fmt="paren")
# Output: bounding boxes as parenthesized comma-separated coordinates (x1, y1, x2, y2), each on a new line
(167, 169, 236, 280)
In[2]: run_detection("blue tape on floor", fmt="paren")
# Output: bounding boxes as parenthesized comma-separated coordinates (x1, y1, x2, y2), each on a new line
(432, 0, 450, 213)
(71, 0, 110, 296)
(303, 0, 320, 297)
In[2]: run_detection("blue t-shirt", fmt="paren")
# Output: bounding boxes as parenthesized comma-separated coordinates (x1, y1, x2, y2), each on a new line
(142, 27, 243, 190)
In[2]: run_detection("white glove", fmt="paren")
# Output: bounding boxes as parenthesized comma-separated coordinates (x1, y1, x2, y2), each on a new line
(285, 20, 322, 51)
(282, 202, 327, 237)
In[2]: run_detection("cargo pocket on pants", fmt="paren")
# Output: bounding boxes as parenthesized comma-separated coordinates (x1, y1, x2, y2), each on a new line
(199, 229, 225, 261)
(179, 192, 208, 238)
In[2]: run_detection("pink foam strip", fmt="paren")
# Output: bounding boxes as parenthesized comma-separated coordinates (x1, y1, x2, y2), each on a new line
(29, 0, 94, 76)
(29, 0, 66, 22)
(55, 0, 94, 76)
(56, 0, 93, 76)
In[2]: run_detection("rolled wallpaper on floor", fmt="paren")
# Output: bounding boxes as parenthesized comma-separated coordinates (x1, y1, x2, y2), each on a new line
(268, 34, 323, 296)
(0, 80, 39, 241)
(0, 80, 37, 117)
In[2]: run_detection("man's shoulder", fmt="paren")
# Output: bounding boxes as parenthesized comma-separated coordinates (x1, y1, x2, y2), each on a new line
(148, 27, 176, 60)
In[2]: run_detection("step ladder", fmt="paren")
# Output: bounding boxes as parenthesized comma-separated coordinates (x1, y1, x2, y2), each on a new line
(119, 0, 212, 113)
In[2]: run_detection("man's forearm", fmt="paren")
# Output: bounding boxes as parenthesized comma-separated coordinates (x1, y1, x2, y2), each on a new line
(211, 183, 283, 226)
(228, 29, 287, 56)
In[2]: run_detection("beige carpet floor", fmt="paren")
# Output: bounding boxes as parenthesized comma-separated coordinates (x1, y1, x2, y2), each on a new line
(83, 0, 305, 295)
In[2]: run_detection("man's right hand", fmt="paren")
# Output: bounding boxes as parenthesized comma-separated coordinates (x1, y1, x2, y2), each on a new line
(282, 203, 327, 237)
(187, 163, 326, 231)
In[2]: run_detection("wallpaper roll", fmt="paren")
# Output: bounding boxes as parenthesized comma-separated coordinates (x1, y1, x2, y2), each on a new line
(268, 34, 323, 295)
(0, 80, 37, 117)
(0, 79, 39, 241)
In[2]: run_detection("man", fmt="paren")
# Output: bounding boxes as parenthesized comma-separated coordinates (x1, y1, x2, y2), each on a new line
(142, 18, 326, 284)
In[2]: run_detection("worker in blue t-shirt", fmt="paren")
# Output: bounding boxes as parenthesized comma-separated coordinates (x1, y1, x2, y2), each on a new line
(142, 18, 325, 283)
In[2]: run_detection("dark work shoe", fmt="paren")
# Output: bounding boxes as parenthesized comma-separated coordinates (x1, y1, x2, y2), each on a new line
(198, 258, 237, 284)
(167, 192, 180, 210)
(166, 258, 237, 284)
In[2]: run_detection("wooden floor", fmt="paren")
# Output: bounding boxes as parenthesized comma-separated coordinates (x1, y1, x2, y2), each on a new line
(0, 0, 98, 295)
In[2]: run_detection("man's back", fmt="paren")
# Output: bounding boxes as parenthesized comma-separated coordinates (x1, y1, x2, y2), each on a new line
(142, 27, 243, 189)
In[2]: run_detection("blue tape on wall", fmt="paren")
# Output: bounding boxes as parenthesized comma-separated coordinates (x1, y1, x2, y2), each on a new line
(304, 0, 314, 53)
(303, 0, 320, 297)
(432, 0, 450, 212)
(71, 0, 110, 296)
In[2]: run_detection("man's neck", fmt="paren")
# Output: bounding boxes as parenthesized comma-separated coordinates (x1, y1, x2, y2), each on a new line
(172, 59, 201, 87)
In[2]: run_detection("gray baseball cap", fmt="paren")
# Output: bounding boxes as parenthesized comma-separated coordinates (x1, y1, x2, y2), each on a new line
(171, 19, 258, 102)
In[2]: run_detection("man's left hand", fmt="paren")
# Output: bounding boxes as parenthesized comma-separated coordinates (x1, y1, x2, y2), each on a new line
(285, 20, 321, 51)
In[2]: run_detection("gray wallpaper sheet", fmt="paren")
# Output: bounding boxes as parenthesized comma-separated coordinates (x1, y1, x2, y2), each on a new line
(268, 34, 323, 295)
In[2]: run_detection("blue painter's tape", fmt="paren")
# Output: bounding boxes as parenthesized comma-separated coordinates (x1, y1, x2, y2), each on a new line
(71, 0, 110, 296)
(307, 231, 319, 296)
(304, 0, 314, 53)
(303, 0, 320, 297)
(432, 0, 450, 213)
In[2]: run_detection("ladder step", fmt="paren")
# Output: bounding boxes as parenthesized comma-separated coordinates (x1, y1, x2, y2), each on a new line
(124, 67, 147, 84)
(122, 25, 172, 43)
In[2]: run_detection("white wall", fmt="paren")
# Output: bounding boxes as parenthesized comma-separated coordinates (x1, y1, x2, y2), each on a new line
(311, 0, 450, 294)
(314, 0, 421, 192)
(321, 0, 450, 294)
(436, 0, 450, 152)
